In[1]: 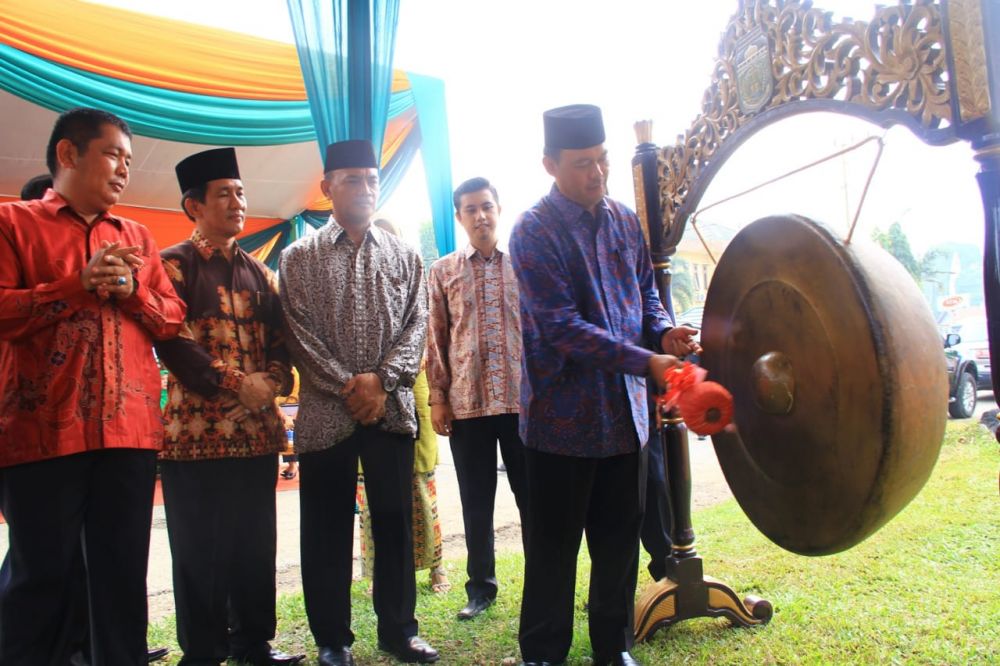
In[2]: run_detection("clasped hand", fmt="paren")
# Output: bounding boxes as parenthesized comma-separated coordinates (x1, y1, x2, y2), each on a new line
(222, 372, 277, 422)
(343, 373, 387, 426)
(81, 240, 144, 298)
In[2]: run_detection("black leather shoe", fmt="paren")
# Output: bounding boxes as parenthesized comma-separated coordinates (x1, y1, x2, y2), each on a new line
(377, 635, 440, 663)
(146, 647, 170, 663)
(457, 596, 495, 620)
(317, 646, 355, 666)
(231, 647, 306, 665)
(592, 651, 642, 666)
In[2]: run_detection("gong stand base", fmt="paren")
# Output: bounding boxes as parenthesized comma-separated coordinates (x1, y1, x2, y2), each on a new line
(634, 554, 773, 641)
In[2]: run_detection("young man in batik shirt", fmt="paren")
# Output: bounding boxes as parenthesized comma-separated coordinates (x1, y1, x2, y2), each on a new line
(426, 177, 528, 622)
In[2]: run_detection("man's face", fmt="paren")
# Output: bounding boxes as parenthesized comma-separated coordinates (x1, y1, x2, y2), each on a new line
(321, 168, 379, 225)
(544, 144, 608, 212)
(64, 123, 132, 214)
(456, 189, 500, 249)
(190, 179, 247, 240)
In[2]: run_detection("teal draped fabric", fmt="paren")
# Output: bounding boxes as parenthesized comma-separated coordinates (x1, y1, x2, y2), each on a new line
(369, 0, 400, 161)
(409, 73, 455, 255)
(286, 0, 400, 162)
(0, 43, 315, 145)
(286, 1, 349, 150)
(0, 41, 423, 202)
(240, 211, 329, 270)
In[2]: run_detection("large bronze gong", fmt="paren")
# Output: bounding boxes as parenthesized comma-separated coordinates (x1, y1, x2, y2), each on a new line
(701, 214, 948, 556)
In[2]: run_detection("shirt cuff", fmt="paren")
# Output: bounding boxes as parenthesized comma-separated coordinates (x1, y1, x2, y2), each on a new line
(427, 387, 448, 406)
(116, 276, 148, 312)
(623, 345, 655, 378)
(37, 273, 92, 307)
(220, 366, 247, 392)
(652, 321, 672, 352)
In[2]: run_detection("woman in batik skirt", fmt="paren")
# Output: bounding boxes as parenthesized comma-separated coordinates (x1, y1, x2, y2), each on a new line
(357, 365, 450, 592)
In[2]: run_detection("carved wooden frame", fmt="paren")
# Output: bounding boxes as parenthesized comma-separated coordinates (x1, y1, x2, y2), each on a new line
(653, 0, 993, 250)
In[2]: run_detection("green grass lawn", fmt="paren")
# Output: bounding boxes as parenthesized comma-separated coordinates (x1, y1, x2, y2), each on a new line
(149, 421, 1000, 665)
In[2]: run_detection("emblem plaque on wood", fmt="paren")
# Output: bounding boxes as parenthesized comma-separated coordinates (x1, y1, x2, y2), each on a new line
(734, 27, 772, 115)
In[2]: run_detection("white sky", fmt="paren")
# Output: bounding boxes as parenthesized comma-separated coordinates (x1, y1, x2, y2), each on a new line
(94, 0, 985, 256)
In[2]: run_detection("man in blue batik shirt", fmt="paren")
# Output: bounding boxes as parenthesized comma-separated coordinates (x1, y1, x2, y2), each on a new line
(509, 104, 699, 666)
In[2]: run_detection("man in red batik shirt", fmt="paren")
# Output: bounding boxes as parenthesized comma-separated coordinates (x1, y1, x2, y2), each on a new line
(0, 107, 186, 666)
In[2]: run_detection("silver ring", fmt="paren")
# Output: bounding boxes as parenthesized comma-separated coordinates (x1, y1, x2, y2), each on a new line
(116, 276, 127, 285)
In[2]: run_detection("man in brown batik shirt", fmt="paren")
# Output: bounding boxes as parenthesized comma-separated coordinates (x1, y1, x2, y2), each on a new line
(155, 148, 302, 666)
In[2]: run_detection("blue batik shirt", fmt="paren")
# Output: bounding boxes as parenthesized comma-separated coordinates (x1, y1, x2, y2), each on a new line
(509, 184, 673, 458)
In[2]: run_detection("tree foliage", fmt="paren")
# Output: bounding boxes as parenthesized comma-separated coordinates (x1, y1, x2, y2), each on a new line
(871, 222, 940, 286)
(670, 256, 698, 313)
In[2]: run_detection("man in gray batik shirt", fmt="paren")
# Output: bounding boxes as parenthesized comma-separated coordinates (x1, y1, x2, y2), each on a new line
(278, 139, 437, 666)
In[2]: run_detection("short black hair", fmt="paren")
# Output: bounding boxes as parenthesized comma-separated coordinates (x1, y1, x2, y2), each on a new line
(452, 177, 500, 212)
(20, 174, 53, 201)
(180, 186, 206, 222)
(543, 145, 562, 161)
(46, 107, 132, 175)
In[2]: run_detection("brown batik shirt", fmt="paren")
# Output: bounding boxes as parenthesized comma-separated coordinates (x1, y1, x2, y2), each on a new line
(156, 230, 292, 460)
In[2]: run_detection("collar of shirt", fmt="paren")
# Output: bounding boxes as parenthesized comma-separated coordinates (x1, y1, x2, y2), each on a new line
(328, 218, 384, 247)
(40, 188, 124, 229)
(546, 183, 611, 230)
(463, 242, 508, 262)
(189, 228, 243, 261)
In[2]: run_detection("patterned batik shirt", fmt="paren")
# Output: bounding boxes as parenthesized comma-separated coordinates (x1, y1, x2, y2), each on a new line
(0, 190, 186, 467)
(509, 185, 673, 458)
(278, 220, 427, 453)
(426, 244, 521, 420)
(156, 230, 293, 460)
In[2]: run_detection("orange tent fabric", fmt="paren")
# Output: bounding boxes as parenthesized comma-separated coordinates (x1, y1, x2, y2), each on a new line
(0, 0, 411, 101)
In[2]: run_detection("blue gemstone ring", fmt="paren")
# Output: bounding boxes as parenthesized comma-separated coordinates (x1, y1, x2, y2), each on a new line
(116, 276, 127, 285)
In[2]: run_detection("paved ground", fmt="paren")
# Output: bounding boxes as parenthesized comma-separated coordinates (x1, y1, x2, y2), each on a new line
(149, 431, 733, 620)
(2, 391, 994, 621)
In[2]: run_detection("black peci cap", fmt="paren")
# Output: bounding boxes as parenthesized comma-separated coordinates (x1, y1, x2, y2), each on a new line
(324, 139, 379, 173)
(175, 147, 241, 193)
(543, 104, 606, 150)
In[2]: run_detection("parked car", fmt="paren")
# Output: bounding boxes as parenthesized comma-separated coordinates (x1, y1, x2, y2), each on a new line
(944, 317, 992, 418)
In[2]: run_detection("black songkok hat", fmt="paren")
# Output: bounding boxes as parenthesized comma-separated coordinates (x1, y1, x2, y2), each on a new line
(324, 139, 379, 173)
(175, 147, 241, 193)
(543, 104, 606, 150)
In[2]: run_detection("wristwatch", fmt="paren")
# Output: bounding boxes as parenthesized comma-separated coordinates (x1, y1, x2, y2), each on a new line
(376, 368, 397, 393)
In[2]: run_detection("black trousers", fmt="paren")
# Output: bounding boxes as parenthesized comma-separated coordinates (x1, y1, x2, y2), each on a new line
(160, 455, 279, 665)
(0, 449, 157, 666)
(640, 422, 672, 582)
(299, 427, 417, 648)
(449, 413, 528, 601)
(518, 447, 646, 663)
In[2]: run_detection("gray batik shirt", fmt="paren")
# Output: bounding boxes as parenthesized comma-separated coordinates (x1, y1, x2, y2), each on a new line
(278, 220, 427, 452)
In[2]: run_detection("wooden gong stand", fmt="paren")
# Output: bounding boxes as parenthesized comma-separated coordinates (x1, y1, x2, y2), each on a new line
(631, 0, 1000, 642)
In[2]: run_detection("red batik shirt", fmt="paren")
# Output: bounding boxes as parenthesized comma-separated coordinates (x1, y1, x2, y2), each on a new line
(0, 190, 187, 467)
(156, 230, 292, 460)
